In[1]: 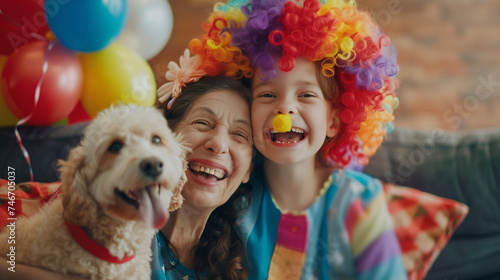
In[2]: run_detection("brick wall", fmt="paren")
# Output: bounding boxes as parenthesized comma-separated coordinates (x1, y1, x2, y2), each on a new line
(358, 0, 500, 130)
(149, 0, 500, 131)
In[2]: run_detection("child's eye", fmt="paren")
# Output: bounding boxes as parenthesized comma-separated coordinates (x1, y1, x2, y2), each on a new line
(258, 92, 275, 98)
(299, 92, 317, 98)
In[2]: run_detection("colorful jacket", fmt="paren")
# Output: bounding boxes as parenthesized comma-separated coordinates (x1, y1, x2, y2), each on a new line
(238, 165, 408, 280)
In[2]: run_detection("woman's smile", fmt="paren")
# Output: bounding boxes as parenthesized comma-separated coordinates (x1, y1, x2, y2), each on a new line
(187, 158, 228, 187)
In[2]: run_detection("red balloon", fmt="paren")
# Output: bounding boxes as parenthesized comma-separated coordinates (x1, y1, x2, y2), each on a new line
(67, 100, 92, 125)
(0, 40, 82, 126)
(0, 0, 50, 55)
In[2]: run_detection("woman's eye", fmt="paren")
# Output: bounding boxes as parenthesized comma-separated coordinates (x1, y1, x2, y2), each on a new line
(234, 131, 250, 142)
(237, 133, 247, 140)
(196, 121, 209, 126)
(152, 135, 161, 145)
(108, 141, 123, 153)
(193, 120, 211, 130)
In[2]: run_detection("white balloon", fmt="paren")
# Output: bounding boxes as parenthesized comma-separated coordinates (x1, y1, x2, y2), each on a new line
(117, 0, 174, 60)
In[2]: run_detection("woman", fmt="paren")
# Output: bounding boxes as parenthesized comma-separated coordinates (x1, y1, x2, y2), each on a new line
(152, 75, 253, 279)
(0, 76, 253, 280)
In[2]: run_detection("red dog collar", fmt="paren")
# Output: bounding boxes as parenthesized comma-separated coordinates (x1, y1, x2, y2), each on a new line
(64, 220, 135, 264)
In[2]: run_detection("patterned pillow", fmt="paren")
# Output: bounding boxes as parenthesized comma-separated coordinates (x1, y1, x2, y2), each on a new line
(383, 183, 469, 280)
(0, 179, 62, 229)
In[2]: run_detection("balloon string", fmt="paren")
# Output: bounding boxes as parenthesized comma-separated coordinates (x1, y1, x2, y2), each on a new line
(0, 9, 48, 42)
(13, 41, 55, 182)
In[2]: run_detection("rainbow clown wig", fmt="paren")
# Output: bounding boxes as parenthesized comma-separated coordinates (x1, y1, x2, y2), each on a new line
(158, 0, 400, 167)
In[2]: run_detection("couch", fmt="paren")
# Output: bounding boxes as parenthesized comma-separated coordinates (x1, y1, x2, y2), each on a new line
(1, 124, 499, 279)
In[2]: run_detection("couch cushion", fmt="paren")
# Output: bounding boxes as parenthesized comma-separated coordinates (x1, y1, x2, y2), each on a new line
(0, 123, 88, 183)
(365, 128, 500, 280)
(0, 180, 62, 229)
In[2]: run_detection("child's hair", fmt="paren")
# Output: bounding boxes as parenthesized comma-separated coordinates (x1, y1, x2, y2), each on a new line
(164, 0, 399, 167)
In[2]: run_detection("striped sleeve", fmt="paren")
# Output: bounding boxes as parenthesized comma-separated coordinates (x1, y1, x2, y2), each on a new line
(344, 172, 408, 280)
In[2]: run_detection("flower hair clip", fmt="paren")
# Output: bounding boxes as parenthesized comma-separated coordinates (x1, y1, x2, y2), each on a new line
(157, 48, 207, 109)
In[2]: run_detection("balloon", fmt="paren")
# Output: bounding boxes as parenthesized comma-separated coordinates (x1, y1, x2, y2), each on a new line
(67, 101, 92, 125)
(79, 43, 157, 117)
(0, 0, 50, 55)
(45, 0, 128, 52)
(0, 40, 82, 126)
(117, 0, 173, 60)
(0, 55, 19, 126)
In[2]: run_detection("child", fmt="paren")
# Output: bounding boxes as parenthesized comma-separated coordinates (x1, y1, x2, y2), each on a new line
(164, 0, 406, 278)
(241, 57, 406, 279)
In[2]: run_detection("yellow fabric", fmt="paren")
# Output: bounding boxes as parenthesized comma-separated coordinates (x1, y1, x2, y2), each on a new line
(268, 245, 306, 280)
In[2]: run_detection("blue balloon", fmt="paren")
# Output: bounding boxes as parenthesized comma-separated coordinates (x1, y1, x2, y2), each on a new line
(45, 0, 128, 52)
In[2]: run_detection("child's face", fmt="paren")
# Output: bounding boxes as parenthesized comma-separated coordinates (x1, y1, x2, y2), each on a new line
(251, 58, 337, 165)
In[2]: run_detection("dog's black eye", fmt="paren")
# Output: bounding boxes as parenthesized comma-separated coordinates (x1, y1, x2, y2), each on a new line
(108, 141, 123, 153)
(152, 136, 161, 145)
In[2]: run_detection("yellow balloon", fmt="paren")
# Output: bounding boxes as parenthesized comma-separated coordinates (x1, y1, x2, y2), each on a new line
(79, 43, 157, 117)
(0, 55, 20, 127)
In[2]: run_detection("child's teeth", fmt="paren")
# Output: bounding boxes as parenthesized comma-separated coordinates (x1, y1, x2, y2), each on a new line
(275, 140, 298, 144)
(291, 128, 304, 133)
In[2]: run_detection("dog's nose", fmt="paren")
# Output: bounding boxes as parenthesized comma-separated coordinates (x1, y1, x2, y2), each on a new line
(140, 158, 163, 179)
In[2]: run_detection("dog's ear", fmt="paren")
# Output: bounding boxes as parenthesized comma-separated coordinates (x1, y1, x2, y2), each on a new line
(168, 136, 189, 212)
(168, 171, 186, 212)
(59, 146, 98, 226)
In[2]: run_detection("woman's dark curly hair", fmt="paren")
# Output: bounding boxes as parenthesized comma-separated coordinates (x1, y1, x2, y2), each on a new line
(161, 75, 252, 280)
(193, 182, 251, 279)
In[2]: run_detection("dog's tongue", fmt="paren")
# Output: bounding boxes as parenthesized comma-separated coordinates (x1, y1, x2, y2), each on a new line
(136, 184, 169, 229)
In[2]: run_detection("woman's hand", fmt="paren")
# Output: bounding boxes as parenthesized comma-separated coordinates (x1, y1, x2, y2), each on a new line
(0, 258, 87, 280)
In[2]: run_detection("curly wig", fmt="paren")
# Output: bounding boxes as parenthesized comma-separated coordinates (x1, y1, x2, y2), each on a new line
(184, 0, 399, 167)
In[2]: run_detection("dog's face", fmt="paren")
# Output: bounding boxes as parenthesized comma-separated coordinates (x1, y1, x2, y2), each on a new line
(60, 105, 187, 229)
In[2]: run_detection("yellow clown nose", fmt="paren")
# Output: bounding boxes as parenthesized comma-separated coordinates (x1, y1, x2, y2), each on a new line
(272, 114, 292, 132)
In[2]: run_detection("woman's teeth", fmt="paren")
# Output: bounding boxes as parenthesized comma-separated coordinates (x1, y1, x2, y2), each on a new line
(189, 163, 226, 179)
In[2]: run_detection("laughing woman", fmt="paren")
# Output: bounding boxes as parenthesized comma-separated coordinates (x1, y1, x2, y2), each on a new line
(152, 75, 254, 280)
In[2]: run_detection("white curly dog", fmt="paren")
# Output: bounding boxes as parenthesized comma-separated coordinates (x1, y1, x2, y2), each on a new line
(0, 105, 187, 279)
